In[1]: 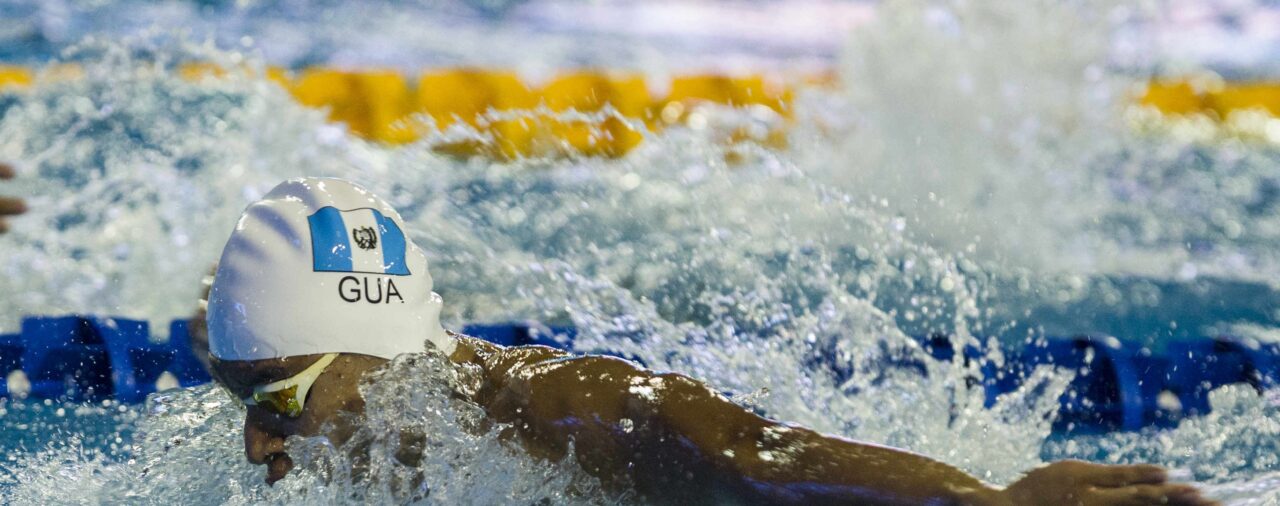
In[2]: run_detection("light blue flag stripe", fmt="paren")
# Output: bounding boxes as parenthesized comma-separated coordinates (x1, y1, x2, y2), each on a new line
(375, 210, 411, 275)
(309, 207, 354, 272)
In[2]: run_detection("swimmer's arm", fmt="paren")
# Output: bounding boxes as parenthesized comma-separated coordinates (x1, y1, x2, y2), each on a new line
(647, 371, 1001, 504)
(459, 341, 999, 503)
(452, 340, 1212, 505)
(643, 371, 1212, 505)
(476, 345, 1213, 504)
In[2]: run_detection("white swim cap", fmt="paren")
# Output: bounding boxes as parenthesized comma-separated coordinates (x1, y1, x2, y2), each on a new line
(207, 177, 453, 361)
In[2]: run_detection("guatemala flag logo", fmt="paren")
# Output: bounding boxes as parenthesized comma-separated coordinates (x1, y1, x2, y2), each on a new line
(308, 207, 411, 275)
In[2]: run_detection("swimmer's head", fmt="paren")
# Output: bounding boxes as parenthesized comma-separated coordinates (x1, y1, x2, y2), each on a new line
(205, 177, 452, 484)
(207, 177, 453, 362)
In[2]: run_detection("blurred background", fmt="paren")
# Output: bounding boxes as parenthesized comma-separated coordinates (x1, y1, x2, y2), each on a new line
(2, 0, 1280, 75)
(3, 1, 1280, 504)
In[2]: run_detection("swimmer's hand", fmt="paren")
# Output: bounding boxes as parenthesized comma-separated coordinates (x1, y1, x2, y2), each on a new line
(264, 453, 294, 485)
(998, 460, 1216, 506)
(0, 163, 26, 234)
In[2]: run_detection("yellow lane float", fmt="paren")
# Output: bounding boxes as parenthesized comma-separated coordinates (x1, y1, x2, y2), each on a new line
(4, 64, 1276, 155)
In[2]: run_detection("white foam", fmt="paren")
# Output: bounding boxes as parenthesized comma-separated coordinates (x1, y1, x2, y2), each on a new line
(3, 2, 1280, 503)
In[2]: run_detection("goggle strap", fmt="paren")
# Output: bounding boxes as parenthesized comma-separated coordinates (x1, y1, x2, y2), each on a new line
(291, 353, 338, 407)
(244, 353, 339, 413)
(253, 353, 339, 394)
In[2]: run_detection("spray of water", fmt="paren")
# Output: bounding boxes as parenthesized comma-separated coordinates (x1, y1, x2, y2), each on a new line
(2, 0, 1280, 504)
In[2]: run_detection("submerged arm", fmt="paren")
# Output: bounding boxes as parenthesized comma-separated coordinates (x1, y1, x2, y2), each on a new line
(454, 338, 993, 504)
(642, 371, 998, 504)
(453, 337, 1213, 505)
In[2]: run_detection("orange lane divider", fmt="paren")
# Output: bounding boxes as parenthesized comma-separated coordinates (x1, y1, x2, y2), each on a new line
(1138, 79, 1280, 120)
(536, 71, 649, 158)
(0, 66, 31, 90)
(1139, 81, 1204, 116)
(1207, 83, 1280, 118)
(292, 69, 416, 144)
(664, 75, 791, 118)
(660, 74, 794, 149)
(9, 64, 1276, 155)
(0, 64, 795, 158)
(417, 69, 537, 158)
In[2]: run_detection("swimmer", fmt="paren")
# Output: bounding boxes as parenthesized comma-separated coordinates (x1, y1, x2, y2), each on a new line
(196, 178, 1214, 505)
(0, 163, 26, 234)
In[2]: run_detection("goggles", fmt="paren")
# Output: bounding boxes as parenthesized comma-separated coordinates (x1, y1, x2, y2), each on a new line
(242, 353, 339, 418)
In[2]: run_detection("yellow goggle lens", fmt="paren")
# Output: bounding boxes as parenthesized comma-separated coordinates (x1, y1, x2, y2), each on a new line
(251, 385, 303, 418)
(238, 353, 337, 419)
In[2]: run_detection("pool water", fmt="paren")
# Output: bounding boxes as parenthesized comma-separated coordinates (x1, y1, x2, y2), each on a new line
(3, 0, 1280, 504)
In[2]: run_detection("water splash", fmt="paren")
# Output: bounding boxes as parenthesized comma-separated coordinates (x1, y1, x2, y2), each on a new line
(1, 351, 619, 505)
(0, 36, 366, 330)
(1046, 385, 1280, 504)
(2, 1, 1280, 503)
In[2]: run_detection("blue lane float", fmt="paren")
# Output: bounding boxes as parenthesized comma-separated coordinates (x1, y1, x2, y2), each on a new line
(4, 316, 210, 403)
(460, 322, 577, 348)
(1017, 336, 1170, 432)
(1164, 338, 1279, 416)
(166, 320, 215, 387)
(2, 314, 1277, 434)
(916, 335, 1154, 431)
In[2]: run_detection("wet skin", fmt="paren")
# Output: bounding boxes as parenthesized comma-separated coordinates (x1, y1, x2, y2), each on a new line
(208, 353, 385, 484)
(191, 263, 1213, 504)
(0, 163, 27, 234)
(201, 328, 1216, 505)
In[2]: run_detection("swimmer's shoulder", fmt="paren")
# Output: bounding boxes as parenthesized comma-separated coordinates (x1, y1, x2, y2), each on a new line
(449, 331, 647, 378)
(447, 332, 502, 363)
(448, 332, 573, 369)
